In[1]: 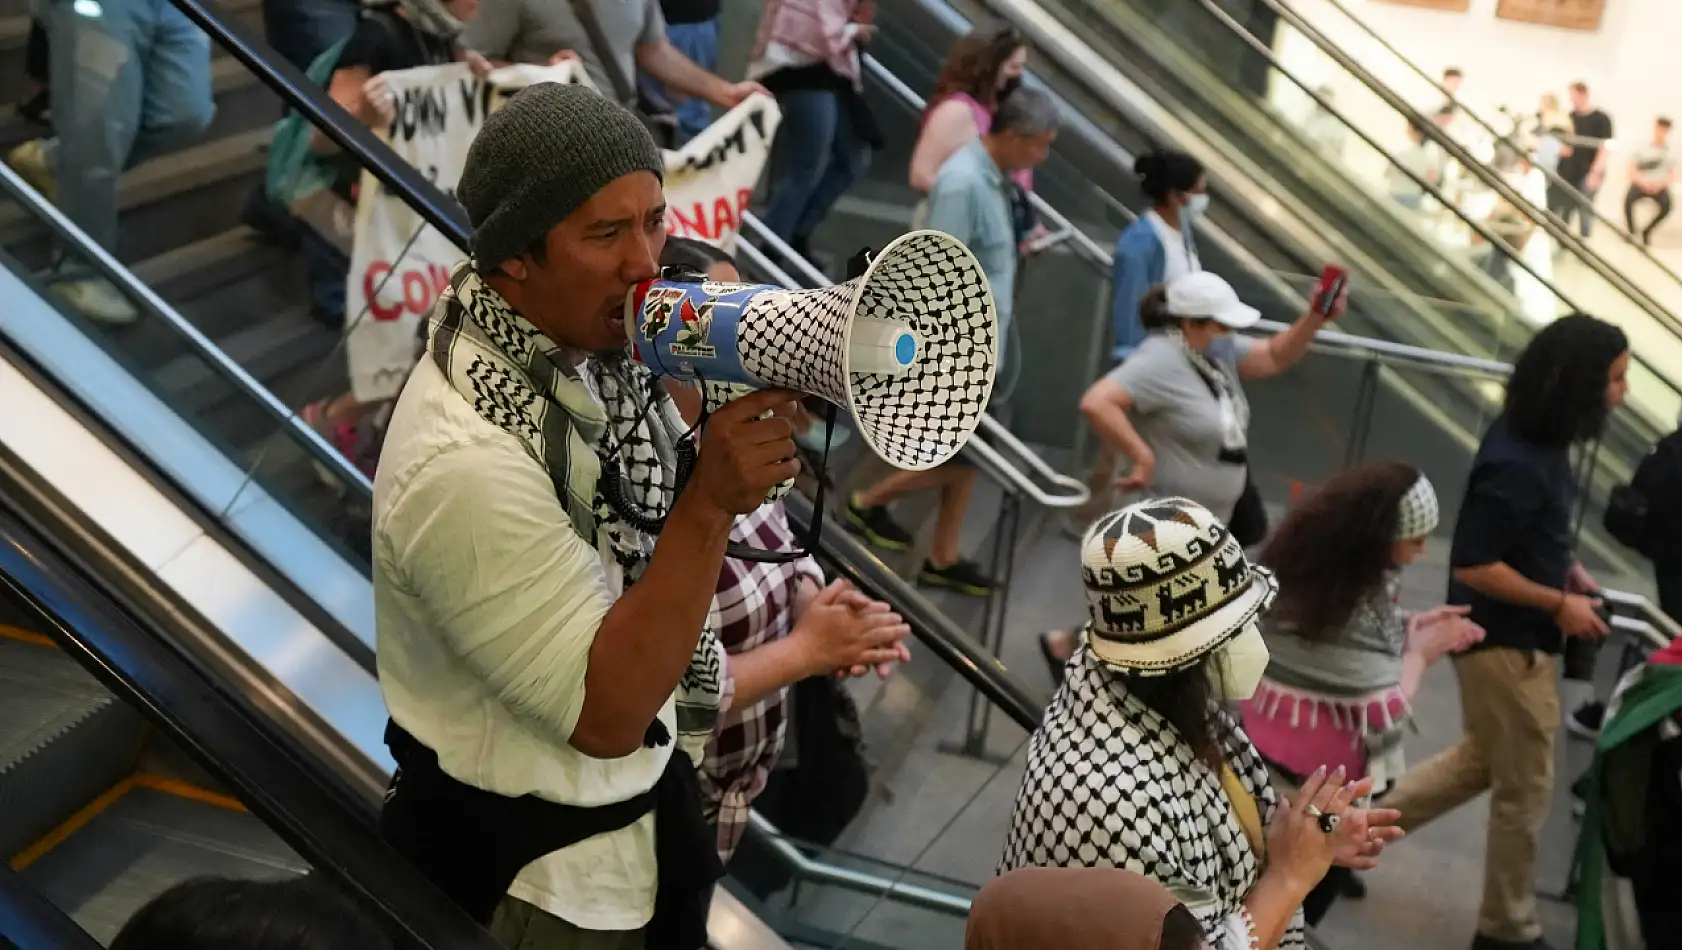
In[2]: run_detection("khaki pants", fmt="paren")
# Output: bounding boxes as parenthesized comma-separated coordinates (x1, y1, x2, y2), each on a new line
(1382, 647, 1561, 943)
(489, 897, 645, 950)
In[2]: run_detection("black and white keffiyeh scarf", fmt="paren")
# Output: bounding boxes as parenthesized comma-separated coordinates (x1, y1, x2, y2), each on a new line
(427, 263, 725, 757)
(1000, 646, 1306, 950)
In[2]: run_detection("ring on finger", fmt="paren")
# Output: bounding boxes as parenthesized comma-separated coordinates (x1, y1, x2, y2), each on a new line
(1304, 804, 1324, 818)
(1317, 813, 1341, 835)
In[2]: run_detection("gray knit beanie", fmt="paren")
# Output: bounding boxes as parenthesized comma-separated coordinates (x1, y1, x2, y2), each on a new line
(457, 83, 664, 271)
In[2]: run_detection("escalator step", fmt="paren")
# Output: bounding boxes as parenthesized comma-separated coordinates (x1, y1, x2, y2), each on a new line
(0, 636, 144, 861)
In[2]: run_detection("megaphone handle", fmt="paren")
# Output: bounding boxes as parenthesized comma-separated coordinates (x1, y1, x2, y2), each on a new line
(722, 402, 837, 565)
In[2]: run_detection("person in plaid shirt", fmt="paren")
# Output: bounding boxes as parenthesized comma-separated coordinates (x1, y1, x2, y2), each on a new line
(661, 237, 913, 860)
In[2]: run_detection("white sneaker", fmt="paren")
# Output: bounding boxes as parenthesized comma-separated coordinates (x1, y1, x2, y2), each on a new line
(6, 139, 57, 203)
(53, 277, 139, 325)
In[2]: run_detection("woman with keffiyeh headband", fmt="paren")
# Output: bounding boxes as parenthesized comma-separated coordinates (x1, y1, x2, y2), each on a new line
(1240, 461, 1484, 924)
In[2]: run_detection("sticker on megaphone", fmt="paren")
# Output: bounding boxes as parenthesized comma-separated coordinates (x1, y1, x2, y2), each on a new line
(623, 229, 999, 472)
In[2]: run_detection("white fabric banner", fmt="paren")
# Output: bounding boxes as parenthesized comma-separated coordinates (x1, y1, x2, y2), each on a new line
(344, 62, 780, 403)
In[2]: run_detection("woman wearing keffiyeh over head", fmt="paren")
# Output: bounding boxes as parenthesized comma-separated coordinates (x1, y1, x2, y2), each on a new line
(999, 498, 1405, 950)
(1240, 462, 1484, 925)
(371, 83, 800, 950)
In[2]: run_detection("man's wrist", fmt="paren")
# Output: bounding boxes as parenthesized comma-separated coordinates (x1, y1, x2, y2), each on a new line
(670, 488, 735, 540)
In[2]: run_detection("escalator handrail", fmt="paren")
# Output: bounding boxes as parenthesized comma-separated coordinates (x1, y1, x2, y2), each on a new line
(0, 161, 373, 501)
(0, 505, 503, 950)
(1239, 0, 1682, 347)
(0, 864, 104, 950)
(782, 492, 1045, 734)
(1280, 0, 1682, 294)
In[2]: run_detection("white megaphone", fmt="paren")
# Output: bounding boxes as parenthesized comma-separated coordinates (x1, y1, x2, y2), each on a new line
(624, 230, 998, 471)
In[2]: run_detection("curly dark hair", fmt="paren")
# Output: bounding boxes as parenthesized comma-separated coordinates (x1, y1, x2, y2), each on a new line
(112, 876, 391, 950)
(1160, 904, 1208, 950)
(1259, 461, 1420, 646)
(929, 21, 1025, 113)
(1099, 652, 1229, 769)
(1505, 313, 1629, 448)
(1134, 150, 1204, 205)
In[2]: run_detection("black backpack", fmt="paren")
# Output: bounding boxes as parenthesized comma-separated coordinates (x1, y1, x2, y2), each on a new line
(1606, 431, 1682, 559)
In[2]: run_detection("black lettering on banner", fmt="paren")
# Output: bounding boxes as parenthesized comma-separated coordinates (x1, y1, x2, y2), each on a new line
(458, 76, 484, 123)
(394, 83, 451, 142)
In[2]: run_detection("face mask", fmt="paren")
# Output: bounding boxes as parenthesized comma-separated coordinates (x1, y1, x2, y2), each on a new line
(1184, 193, 1211, 220)
(1214, 622, 1269, 701)
(998, 76, 1023, 101)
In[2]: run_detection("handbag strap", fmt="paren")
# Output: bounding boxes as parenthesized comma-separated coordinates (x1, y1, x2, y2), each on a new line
(565, 0, 637, 105)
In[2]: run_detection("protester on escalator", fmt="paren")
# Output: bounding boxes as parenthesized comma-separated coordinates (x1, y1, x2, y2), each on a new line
(748, 0, 882, 269)
(297, 0, 478, 472)
(842, 89, 1061, 599)
(1002, 497, 1405, 950)
(6, 0, 216, 325)
(907, 21, 1031, 230)
(372, 83, 797, 948)
(1380, 314, 1628, 950)
(1040, 271, 1346, 682)
(1068, 150, 1206, 535)
(966, 867, 1210, 950)
(1240, 461, 1485, 925)
(112, 877, 391, 950)
(656, 237, 911, 864)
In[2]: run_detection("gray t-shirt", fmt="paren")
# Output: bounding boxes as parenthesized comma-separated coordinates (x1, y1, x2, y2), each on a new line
(1631, 143, 1676, 188)
(461, 0, 665, 105)
(1106, 332, 1255, 521)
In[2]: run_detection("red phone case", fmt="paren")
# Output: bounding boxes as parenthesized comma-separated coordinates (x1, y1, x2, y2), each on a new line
(1316, 265, 1348, 317)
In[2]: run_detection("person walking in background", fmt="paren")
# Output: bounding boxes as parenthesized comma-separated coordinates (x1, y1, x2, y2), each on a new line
(1068, 150, 1206, 536)
(1381, 314, 1629, 950)
(842, 89, 1060, 598)
(965, 867, 1212, 950)
(460, 0, 763, 113)
(7, 0, 216, 324)
(1002, 498, 1404, 950)
(1040, 272, 1345, 678)
(1549, 81, 1613, 239)
(1387, 120, 1441, 210)
(643, 0, 723, 143)
(747, 0, 881, 266)
(907, 21, 1029, 196)
(1624, 116, 1675, 246)
(1241, 462, 1485, 925)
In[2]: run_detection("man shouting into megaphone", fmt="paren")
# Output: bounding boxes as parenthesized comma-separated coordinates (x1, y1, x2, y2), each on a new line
(370, 82, 803, 950)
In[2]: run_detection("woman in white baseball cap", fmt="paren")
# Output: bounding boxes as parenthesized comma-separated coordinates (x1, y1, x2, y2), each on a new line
(1044, 271, 1345, 682)
(1001, 497, 1404, 950)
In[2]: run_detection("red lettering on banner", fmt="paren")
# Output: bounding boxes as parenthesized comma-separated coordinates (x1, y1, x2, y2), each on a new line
(710, 197, 737, 239)
(669, 203, 706, 239)
(362, 260, 452, 322)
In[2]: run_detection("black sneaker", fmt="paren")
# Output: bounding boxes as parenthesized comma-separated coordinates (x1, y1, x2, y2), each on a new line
(844, 494, 913, 550)
(1566, 701, 1605, 741)
(919, 558, 996, 596)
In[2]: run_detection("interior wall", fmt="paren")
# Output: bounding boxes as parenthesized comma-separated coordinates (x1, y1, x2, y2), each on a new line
(1283, 0, 1679, 139)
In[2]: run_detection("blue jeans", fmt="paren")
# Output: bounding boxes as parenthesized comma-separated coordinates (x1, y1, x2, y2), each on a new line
(48, 0, 215, 252)
(640, 18, 719, 144)
(262, 0, 360, 69)
(761, 87, 870, 246)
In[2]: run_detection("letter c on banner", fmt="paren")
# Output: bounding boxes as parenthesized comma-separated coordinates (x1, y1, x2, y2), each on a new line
(363, 261, 404, 322)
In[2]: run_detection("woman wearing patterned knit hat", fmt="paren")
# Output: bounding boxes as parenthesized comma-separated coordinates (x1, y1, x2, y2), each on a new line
(1239, 462, 1484, 925)
(999, 497, 1404, 950)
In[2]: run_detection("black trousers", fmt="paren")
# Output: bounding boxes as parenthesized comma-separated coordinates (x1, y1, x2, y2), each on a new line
(1625, 186, 1673, 241)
